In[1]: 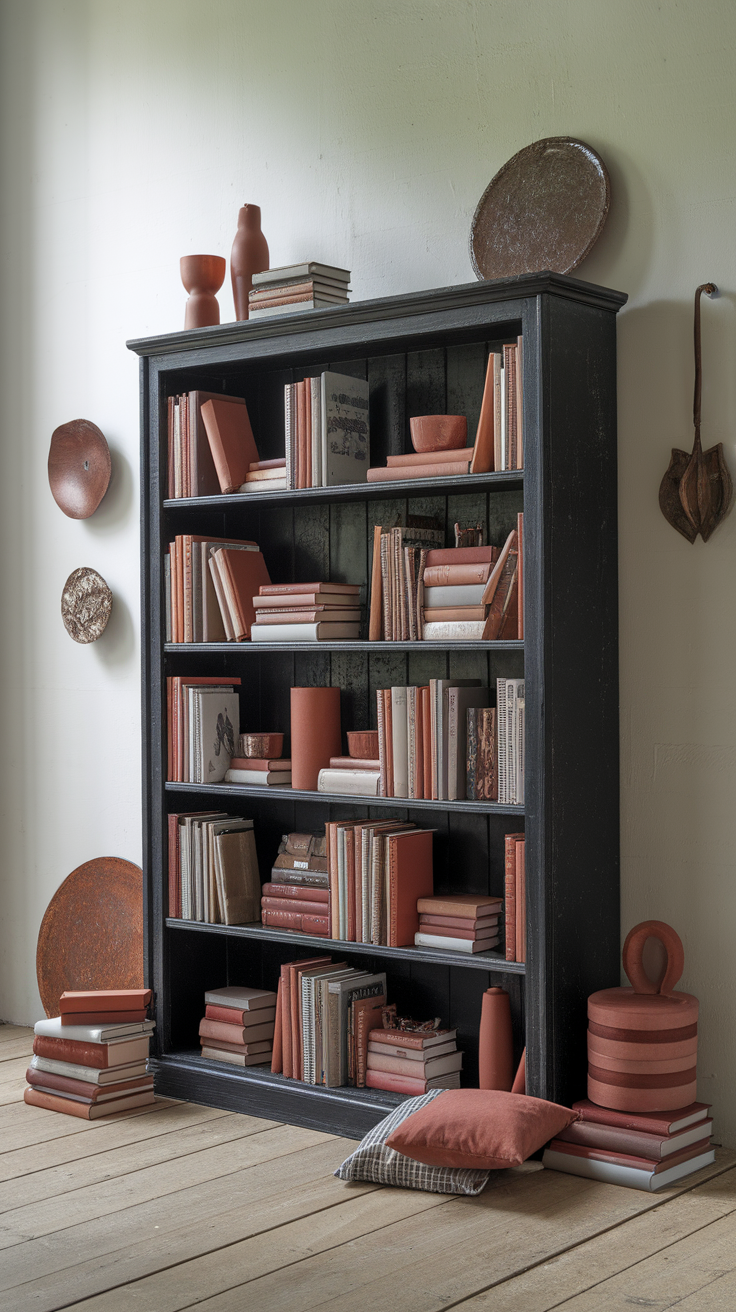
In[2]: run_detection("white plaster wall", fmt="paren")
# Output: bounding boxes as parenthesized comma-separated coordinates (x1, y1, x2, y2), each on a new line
(1, 0, 735, 1140)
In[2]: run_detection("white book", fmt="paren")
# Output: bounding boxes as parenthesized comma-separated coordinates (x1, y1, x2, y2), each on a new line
(423, 621, 487, 641)
(414, 932, 500, 954)
(249, 299, 348, 319)
(542, 1147, 715, 1192)
(366, 1040, 458, 1063)
(284, 383, 294, 490)
(30, 1055, 149, 1084)
(253, 262, 351, 285)
(34, 1016, 155, 1043)
(320, 371, 370, 486)
(204, 986, 275, 1010)
(251, 622, 360, 642)
(424, 585, 487, 608)
(317, 769, 380, 796)
(310, 376, 322, 488)
(497, 679, 508, 804)
(225, 769, 292, 786)
(433, 679, 481, 801)
(200, 1047, 272, 1067)
(337, 826, 348, 940)
(506, 679, 517, 804)
(500, 358, 507, 470)
(391, 686, 409, 798)
(517, 686, 525, 805)
(236, 479, 288, 493)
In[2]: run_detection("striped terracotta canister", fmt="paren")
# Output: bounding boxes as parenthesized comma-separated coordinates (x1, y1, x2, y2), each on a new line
(587, 921, 698, 1113)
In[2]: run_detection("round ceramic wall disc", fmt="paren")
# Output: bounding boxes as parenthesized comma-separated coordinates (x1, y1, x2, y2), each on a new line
(61, 567, 113, 643)
(48, 419, 112, 519)
(470, 137, 611, 280)
(36, 857, 143, 1017)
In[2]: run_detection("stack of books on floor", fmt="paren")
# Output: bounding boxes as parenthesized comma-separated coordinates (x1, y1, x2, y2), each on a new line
(282, 367, 369, 489)
(199, 986, 277, 1067)
(543, 1100, 715, 1191)
(365, 340, 523, 484)
(365, 1013, 462, 1095)
(225, 755, 291, 787)
(250, 581, 363, 642)
(166, 675, 241, 782)
(326, 822, 433, 945)
(261, 833, 329, 933)
(165, 535, 270, 642)
(422, 522, 524, 641)
(240, 457, 287, 493)
(415, 894, 503, 955)
(168, 811, 261, 925)
(504, 833, 526, 962)
(272, 958, 386, 1087)
(25, 991, 155, 1119)
(249, 263, 351, 319)
(166, 390, 259, 498)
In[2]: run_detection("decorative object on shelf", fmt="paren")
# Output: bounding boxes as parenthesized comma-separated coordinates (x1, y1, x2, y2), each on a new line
(60, 567, 112, 643)
(454, 523, 484, 548)
(587, 921, 698, 1113)
(470, 137, 610, 280)
(290, 686, 341, 790)
(250, 262, 350, 320)
(659, 283, 733, 543)
(347, 731, 379, 759)
(478, 986, 514, 1090)
(230, 204, 269, 322)
(239, 733, 284, 759)
(48, 419, 111, 519)
(180, 255, 226, 330)
(409, 415, 467, 454)
(36, 857, 143, 1017)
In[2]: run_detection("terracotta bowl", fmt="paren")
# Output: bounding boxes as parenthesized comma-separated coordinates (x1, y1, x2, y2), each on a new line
(410, 415, 467, 454)
(239, 732, 283, 759)
(347, 731, 379, 759)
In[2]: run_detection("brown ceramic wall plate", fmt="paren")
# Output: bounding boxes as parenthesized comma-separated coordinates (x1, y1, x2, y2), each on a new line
(36, 857, 144, 1017)
(61, 567, 113, 643)
(48, 419, 112, 519)
(470, 137, 611, 280)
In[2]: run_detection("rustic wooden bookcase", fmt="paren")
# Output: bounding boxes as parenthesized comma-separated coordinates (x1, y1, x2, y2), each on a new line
(128, 272, 625, 1137)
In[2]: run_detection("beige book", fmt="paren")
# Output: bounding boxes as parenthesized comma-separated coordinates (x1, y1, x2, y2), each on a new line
(214, 827, 261, 925)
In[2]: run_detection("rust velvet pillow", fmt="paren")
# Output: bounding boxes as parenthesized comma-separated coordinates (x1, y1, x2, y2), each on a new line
(385, 1089, 578, 1170)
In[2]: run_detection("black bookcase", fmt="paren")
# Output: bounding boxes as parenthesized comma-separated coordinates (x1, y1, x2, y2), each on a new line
(128, 272, 625, 1138)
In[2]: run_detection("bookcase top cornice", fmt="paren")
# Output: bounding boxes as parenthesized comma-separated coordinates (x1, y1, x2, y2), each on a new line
(127, 272, 627, 359)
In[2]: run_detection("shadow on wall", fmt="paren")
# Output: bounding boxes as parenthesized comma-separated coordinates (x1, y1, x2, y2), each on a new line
(93, 589, 136, 669)
(84, 443, 134, 534)
(573, 143, 654, 300)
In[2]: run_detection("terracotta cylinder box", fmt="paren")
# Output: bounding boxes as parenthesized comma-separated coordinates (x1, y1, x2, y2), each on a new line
(587, 921, 698, 1113)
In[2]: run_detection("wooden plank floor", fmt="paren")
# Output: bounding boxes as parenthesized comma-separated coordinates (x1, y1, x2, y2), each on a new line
(1, 1023, 735, 1311)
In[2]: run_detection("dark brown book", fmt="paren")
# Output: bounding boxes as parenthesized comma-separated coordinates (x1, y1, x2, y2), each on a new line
(261, 909, 330, 934)
(504, 832, 524, 961)
(200, 397, 259, 494)
(260, 883, 329, 903)
(60, 1010, 147, 1026)
(59, 989, 152, 1013)
(466, 706, 497, 801)
(482, 541, 519, 640)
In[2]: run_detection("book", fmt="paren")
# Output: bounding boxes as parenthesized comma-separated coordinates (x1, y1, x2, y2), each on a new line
(250, 300, 348, 318)
(386, 829, 434, 947)
(414, 932, 499, 954)
(542, 1139, 714, 1192)
(261, 909, 329, 934)
(366, 1050, 463, 1078)
(200, 397, 259, 493)
(249, 289, 349, 309)
(497, 678, 525, 805)
(200, 1047, 272, 1066)
(328, 756, 380, 771)
(319, 371, 370, 486)
(367, 1039, 458, 1062)
(253, 608, 360, 624)
(470, 351, 496, 474)
(368, 524, 444, 641)
(225, 769, 291, 785)
(261, 883, 328, 903)
(166, 392, 247, 498)
(447, 686, 490, 801)
(385, 448, 477, 469)
(557, 1118, 715, 1160)
(227, 758, 290, 772)
(257, 582, 361, 598)
(423, 563, 492, 586)
(26, 1068, 154, 1100)
(59, 989, 152, 1014)
(416, 923, 497, 942)
(419, 913, 500, 930)
(214, 827, 261, 924)
(417, 894, 502, 918)
(424, 546, 497, 566)
(251, 622, 360, 642)
(60, 1011, 147, 1027)
(365, 1070, 461, 1095)
(504, 832, 524, 961)
(367, 1027, 456, 1050)
(261, 896, 331, 917)
(424, 585, 487, 608)
(34, 1016, 154, 1043)
(32, 1035, 151, 1068)
(467, 707, 497, 801)
(571, 1100, 712, 1136)
(199, 1018, 275, 1044)
(317, 769, 381, 796)
(24, 1088, 156, 1119)
(366, 458, 472, 483)
(208, 548, 271, 641)
(252, 263, 350, 285)
(423, 621, 487, 640)
(203, 986, 276, 1011)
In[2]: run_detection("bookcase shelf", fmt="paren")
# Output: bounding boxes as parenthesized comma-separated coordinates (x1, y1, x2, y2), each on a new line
(131, 272, 624, 1136)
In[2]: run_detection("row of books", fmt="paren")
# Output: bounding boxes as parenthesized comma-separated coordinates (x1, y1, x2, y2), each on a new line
(368, 524, 523, 643)
(271, 957, 387, 1086)
(250, 581, 362, 643)
(24, 992, 155, 1120)
(166, 675, 240, 783)
(283, 370, 369, 489)
(249, 262, 351, 320)
(504, 833, 526, 963)
(167, 393, 273, 499)
(165, 536, 269, 643)
(167, 812, 260, 924)
(325, 822, 433, 946)
(199, 986, 276, 1066)
(544, 1099, 714, 1191)
(365, 340, 523, 484)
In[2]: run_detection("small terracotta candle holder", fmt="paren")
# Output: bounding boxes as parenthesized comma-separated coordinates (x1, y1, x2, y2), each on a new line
(409, 415, 467, 454)
(180, 255, 226, 330)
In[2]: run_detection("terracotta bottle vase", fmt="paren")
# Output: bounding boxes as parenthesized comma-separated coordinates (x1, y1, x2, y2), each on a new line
(478, 987, 514, 1090)
(231, 204, 269, 321)
(180, 255, 226, 330)
(587, 921, 699, 1113)
(511, 1047, 526, 1094)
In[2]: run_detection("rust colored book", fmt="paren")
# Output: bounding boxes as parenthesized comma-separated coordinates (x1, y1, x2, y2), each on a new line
(260, 883, 329, 903)
(470, 351, 495, 474)
(261, 909, 329, 934)
(254, 609, 361, 625)
(261, 895, 329, 917)
(572, 1100, 711, 1137)
(60, 1011, 147, 1027)
(419, 913, 500, 930)
(386, 829, 434, 947)
(200, 397, 259, 494)
(59, 989, 152, 1013)
(227, 758, 290, 772)
(385, 447, 475, 468)
(417, 894, 502, 918)
(200, 1037, 273, 1055)
(367, 1027, 456, 1050)
(26, 1068, 153, 1100)
(545, 1136, 712, 1175)
(24, 1088, 156, 1118)
(204, 1004, 279, 1025)
(558, 1117, 714, 1160)
(482, 541, 519, 640)
(259, 582, 360, 596)
(365, 1070, 460, 1095)
(417, 923, 493, 941)
(504, 832, 523, 961)
(328, 756, 380, 771)
(516, 838, 526, 964)
(425, 546, 498, 567)
(199, 1018, 275, 1044)
(210, 547, 270, 641)
(423, 563, 492, 587)
(366, 458, 472, 483)
(33, 1035, 150, 1068)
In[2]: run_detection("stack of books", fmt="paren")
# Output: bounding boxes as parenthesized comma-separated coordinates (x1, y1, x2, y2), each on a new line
(167, 811, 261, 925)
(261, 831, 329, 934)
(365, 1014, 462, 1095)
(25, 991, 155, 1119)
(365, 340, 523, 484)
(283, 369, 369, 489)
(326, 822, 433, 946)
(165, 535, 270, 642)
(166, 675, 240, 782)
(504, 833, 526, 962)
(166, 390, 259, 498)
(240, 458, 287, 493)
(317, 747, 381, 798)
(272, 957, 386, 1087)
(543, 1100, 715, 1191)
(249, 263, 351, 319)
(415, 894, 503, 955)
(199, 986, 277, 1067)
(251, 581, 362, 642)
(422, 522, 524, 641)
(225, 755, 292, 787)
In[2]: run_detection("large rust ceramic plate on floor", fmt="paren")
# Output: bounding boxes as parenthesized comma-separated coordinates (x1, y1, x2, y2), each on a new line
(470, 137, 610, 280)
(36, 857, 144, 1017)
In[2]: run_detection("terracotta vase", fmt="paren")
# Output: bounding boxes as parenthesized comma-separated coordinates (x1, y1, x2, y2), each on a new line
(231, 204, 269, 321)
(511, 1047, 526, 1094)
(180, 255, 226, 330)
(478, 987, 514, 1090)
